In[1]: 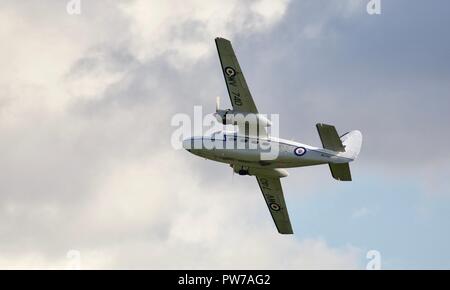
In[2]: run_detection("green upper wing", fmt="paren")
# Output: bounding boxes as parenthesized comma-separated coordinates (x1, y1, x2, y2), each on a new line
(256, 175, 293, 234)
(215, 37, 258, 114)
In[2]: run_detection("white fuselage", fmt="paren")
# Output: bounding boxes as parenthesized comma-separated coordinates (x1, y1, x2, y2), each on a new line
(183, 132, 354, 169)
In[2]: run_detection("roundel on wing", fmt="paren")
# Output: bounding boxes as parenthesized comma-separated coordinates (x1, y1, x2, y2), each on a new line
(224, 66, 236, 77)
(270, 203, 281, 211)
(294, 147, 307, 156)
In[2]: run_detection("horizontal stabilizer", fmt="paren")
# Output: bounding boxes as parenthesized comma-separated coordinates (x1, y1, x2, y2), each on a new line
(316, 123, 345, 152)
(329, 163, 352, 181)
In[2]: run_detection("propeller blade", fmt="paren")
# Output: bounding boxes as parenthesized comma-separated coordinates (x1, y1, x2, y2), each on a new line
(216, 96, 220, 111)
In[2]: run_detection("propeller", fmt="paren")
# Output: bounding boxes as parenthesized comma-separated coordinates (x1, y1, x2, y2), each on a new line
(216, 96, 220, 112)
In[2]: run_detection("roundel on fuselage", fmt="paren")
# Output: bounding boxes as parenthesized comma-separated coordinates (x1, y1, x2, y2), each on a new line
(294, 147, 307, 156)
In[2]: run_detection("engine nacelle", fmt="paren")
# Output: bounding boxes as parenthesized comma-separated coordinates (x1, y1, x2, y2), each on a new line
(232, 165, 289, 178)
(214, 110, 231, 125)
(254, 114, 272, 127)
(214, 110, 272, 127)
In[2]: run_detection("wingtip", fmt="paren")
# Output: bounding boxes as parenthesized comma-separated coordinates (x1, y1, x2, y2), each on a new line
(215, 37, 231, 43)
(277, 225, 294, 235)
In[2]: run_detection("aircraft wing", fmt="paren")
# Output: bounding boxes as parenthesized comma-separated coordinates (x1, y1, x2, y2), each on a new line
(256, 175, 293, 234)
(215, 37, 258, 114)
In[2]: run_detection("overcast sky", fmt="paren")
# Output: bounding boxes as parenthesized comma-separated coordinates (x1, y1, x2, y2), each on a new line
(1, 0, 450, 269)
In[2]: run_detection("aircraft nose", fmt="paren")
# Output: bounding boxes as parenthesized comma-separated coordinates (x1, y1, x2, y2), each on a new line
(182, 137, 193, 151)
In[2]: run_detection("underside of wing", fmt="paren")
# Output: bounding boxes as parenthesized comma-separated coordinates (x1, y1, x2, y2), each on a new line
(215, 37, 258, 114)
(256, 175, 293, 234)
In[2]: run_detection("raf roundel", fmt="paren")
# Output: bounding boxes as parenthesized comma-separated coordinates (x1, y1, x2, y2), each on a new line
(270, 203, 281, 211)
(224, 66, 236, 77)
(294, 147, 307, 156)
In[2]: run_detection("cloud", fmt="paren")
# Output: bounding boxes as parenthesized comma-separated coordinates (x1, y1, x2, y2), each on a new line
(120, 0, 290, 67)
(351, 207, 373, 219)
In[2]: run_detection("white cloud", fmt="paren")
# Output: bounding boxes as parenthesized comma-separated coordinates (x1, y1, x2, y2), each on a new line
(121, 0, 290, 68)
(352, 207, 373, 219)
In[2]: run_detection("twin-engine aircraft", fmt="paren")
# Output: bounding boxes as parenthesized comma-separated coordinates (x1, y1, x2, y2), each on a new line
(183, 38, 362, 234)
